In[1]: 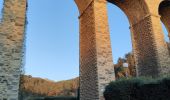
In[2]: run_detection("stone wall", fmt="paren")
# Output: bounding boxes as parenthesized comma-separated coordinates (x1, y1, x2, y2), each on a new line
(0, 0, 170, 100)
(75, 0, 115, 100)
(75, 0, 170, 99)
(108, 0, 170, 77)
(0, 0, 27, 99)
(131, 14, 170, 76)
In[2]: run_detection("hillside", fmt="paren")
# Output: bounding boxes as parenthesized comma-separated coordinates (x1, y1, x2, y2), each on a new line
(20, 75, 79, 99)
(19, 52, 137, 99)
(20, 50, 161, 99)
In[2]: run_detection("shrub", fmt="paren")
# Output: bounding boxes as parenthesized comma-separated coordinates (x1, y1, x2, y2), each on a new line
(104, 77, 170, 100)
(44, 96, 77, 100)
(29, 96, 77, 100)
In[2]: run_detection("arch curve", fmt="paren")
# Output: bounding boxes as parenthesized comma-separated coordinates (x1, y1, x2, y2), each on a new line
(107, 0, 149, 25)
(75, 0, 170, 99)
(159, 0, 170, 40)
(159, 0, 170, 14)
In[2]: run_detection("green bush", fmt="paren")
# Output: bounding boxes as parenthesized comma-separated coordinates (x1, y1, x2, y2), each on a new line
(31, 96, 77, 100)
(44, 96, 77, 100)
(104, 77, 170, 100)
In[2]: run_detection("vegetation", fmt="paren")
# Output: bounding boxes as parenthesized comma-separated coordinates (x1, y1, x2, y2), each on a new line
(19, 51, 170, 100)
(114, 52, 136, 79)
(104, 77, 170, 100)
(28, 96, 77, 100)
(19, 52, 136, 99)
(43, 96, 77, 100)
(20, 75, 79, 99)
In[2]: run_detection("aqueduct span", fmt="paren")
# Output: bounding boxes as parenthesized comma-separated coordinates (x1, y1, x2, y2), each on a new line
(0, 0, 170, 100)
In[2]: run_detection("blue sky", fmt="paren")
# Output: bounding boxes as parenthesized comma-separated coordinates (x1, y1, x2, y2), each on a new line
(0, 0, 169, 81)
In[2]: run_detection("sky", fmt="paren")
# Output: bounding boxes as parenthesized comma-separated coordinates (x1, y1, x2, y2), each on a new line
(0, 0, 169, 81)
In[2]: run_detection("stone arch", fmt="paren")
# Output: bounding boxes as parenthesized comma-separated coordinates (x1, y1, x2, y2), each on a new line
(107, 0, 148, 79)
(107, 0, 151, 77)
(109, 0, 170, 77)
(159, 0, 170, 40)
(75, 0, 170, 99)
(107, 0, 150, 25)
(0, 0, 170, 99)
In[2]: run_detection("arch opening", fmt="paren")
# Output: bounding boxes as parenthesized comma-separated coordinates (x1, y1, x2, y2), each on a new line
(159, 0, 170, 41)
(107, 0, 150, 78)
(159, 1, 170, 13)
(159, 0, 170, 53)
(21, 0, 80, 98)
(107, 0, 170, 77)
(107, 0, 149, 25)
(73, 0, 170, 99)
(107, 3, 136, 79)
(161, 22, 169, 42)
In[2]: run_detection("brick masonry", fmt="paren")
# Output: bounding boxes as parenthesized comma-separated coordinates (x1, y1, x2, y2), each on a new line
(75, 0, 170, 100)
(75, 0, 115, 99)
(0, 0, 170, 100)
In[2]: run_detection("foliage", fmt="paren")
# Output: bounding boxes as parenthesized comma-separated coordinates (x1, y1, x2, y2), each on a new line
(114, 52, 136, 79)
(44, 96, 77, 100)
(104, 77, 170, 100)
(24, 96, 77, 100)
(20, 75, 79, 99)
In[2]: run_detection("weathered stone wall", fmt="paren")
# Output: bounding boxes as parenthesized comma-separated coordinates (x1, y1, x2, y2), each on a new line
(79, 1, 99, 99)
(94, 0, 115, 99)
(75, 0, 170, 99)
(0, 0, 27, 99)
(0, 0, 169, 100)
(75, 0, 115, 100)
(134, 0, 170, 77)
(108, 0, 170, 77)
(131, 14, 170, 77)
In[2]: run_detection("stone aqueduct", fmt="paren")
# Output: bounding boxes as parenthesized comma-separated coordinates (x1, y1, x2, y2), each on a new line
(0, 0, 170, 100)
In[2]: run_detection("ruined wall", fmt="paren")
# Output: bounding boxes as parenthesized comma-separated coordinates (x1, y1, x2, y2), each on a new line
(0, 0, 27, 99)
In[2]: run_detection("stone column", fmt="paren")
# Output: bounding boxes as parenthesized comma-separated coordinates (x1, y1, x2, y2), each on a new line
(131, 14, 170, 77)
(0, 0, 27, 99)
(77, 0, 115, 99)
